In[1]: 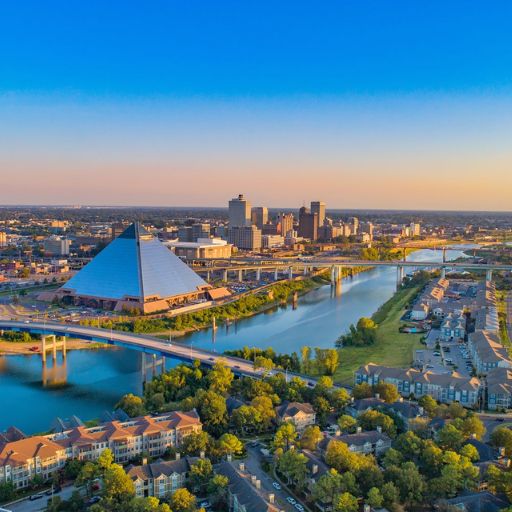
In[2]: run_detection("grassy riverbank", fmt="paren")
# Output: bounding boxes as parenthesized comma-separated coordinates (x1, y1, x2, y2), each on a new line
(0, 339, 109, 355)
(330, 284, 424, 385)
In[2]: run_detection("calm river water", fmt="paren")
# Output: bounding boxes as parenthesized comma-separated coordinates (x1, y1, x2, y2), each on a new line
(0, 247, 472, 433)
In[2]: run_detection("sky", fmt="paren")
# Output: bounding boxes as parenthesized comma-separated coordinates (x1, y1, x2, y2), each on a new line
(1, 1, 511, 211)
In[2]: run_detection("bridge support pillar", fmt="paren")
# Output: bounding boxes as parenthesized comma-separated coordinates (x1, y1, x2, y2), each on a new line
(396, 265, 405, 290)
(330, 265, 336, 285)
(274, 268, 279, 281)
(206, 270, 211, 282)
(256, 268, 261, 281)
(238, 269, 243, 282)
(442, 247, 447, 263)
(441, 267, 446, 279)
(486, 269, 493, 282)
(288, 267, 293, 280)
(223, 269, 228, 282)
(41, 335, 66, 363)
(303, 266, 308, 276)
(142, 353, 166, 386)
(336, 266, 343, 283)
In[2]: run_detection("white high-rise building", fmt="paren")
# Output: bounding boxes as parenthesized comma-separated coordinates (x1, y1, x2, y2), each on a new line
(228, 194, 251, 227)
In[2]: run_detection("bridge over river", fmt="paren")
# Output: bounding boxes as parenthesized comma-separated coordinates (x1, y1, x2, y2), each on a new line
(0, 319, 321, 387)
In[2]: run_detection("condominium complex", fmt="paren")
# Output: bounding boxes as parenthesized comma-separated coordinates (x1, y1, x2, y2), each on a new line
(355, 363, 481, 406)
(0, 411, 202, 489)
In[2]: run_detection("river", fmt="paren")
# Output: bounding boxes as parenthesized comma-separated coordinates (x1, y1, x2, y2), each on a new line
(0, 246, 473, 433)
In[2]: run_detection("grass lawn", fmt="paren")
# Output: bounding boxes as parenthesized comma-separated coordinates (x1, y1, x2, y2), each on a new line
(332, 285, 425, 385)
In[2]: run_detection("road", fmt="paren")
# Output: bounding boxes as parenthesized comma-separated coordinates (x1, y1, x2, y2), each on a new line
(244, 444, 303, 512)
(0, 319, 326, 389)
(5, 486, 78, 512)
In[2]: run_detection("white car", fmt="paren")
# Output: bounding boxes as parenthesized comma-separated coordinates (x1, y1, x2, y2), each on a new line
(287, 497, 296, 505)
(272, 482, 281, 490)
(295, 504, 305, 511)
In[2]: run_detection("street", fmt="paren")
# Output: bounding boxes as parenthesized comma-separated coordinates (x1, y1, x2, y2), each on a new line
(244, 444, 306, 512)
(5, 486, 78, 512)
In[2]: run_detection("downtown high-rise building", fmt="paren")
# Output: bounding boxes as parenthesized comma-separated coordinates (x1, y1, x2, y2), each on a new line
(278, 212, 294, 237)
(228, 194, 251, 227)
(251, 206, 268, 230)
(298, 206, 318, 241)
(311, 201, 326, 227)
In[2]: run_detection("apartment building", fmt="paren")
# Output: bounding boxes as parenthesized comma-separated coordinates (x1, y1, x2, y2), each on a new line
(355, 363, 481, 406)
(127, 454, 198, 498)
(486, 367, 512, 411)
(0, 412, 202, 490)
(275, 402, 316, 432)
(0, 436, 67, 489)
(468, 330, 512, 375)
(49, 411, 202, 464)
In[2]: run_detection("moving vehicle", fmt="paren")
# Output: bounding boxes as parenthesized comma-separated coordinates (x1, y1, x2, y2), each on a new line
(272, 482, 281, 490)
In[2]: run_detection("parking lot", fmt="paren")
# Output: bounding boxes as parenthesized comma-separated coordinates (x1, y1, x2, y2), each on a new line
(416, 328, 474, 377)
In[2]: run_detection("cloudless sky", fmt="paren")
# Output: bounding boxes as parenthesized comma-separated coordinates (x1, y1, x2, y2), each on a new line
(1, 1, 511, 210)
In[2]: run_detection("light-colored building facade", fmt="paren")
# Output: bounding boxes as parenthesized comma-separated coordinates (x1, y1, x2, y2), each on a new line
(276, 402, 316, 432)
(43, 236, 71, 256)
(355, 363, 481, 406)
(128, 455, 197, 498)
(311, 201, 326, 227)
(168, 238, 233, 260)
(228, 226, 262, 251)
(251, 207, 268, 230)
(229, 194, 251, 227)
(468, 330, 512, 375)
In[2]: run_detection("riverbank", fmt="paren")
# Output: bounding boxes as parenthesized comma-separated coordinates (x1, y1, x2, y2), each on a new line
(0, 339, 112, 355)
(327, 284, 424, 385)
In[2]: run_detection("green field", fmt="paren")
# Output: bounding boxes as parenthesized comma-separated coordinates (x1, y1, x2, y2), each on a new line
(332, 285, 424, 385)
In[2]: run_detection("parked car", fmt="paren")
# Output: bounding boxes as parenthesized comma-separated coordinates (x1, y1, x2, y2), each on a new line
(29, 494, 44, 501)
(287, 497, 297, 505)
(272, 482, 282, 490)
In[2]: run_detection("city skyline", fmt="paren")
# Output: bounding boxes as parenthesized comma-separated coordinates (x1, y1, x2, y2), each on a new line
(1, 1, 512, 210)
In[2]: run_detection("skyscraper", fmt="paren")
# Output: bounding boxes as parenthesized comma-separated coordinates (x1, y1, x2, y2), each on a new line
(228, 194, 251, 227)
(311, 201, 326, 227)
(278, 212, 294, 237)
(251, 207, 268, 230)
(298, 207, 318, 241)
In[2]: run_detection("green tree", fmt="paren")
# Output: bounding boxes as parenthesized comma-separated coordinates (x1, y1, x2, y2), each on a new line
(231, 405, 262, 433)
(359, 409, 396, 437)
(195, 389, 227, 434)
(352, 383, 373, 399)
(207, 361, 234, 394)
(277, 449, 308, 489)
(300, 425, 323, 451)
(459, 415, 486, 440)
(334, 492, 358, 512)
(182, 431, 211, 456)
(250, 395, 276, 429)
(381, 481, 400, 508)
(330, 388, 351, 410)
(273, 422, 297, 451)
(169, 488, 196, 512)
(366, 487, 384, 509)
(103, 463, 135, 502)
(337, 415, 357, 433)
(0, 482, 16, 503)
(418, 395, 438, 417)
(491, 427, 512, 457)
(218, 433, 244, 456)
(189, 458, 213, 493)
(115, 393, 146, 417)
(374, 382, 400, 403)
(301, 346, 311, 373)
(438, 424, 465, 451)
(253, 355, 274, 373)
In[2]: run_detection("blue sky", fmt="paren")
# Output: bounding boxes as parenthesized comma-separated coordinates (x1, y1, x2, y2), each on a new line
(1, 1, 511, 209)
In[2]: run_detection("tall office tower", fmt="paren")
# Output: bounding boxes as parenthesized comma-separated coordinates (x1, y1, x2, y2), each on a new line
(311, 201, 326, 227)
(410, 222, 421, 236)
(192, 223, 211, 241)
(298, 207, 318, 241)
(251, 207, 268, 230)
(0, 231, 6, 248)
(349, 217, 359, 235)
(277, 212, 294, 237)
(361, 221, 374, 240)
(229, 194, 251, 227)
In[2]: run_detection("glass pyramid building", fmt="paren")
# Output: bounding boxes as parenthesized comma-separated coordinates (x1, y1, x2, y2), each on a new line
(59, 223, 211, 313)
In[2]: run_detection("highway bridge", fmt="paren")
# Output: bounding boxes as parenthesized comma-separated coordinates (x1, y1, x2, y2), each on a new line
(0, 319, 321, 387)
(190, 256, 512, 288)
